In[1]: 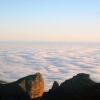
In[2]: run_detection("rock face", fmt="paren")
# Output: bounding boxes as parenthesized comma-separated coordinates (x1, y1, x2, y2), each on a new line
(50, 81, 59, 91)
(0, 73, 44, 100)
(42, 73, 100, 100)
(1, 73, 100, 100)
(59, 73, 95, 94)
(29, 73, 44, 99)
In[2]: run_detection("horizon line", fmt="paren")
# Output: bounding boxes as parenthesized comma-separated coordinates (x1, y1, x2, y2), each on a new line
(0, 40, 100, 44)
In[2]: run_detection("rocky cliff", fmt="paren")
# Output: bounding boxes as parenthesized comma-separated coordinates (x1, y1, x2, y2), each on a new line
(0, 73, 44, 100)
(0, 73, 100, 100)
(43, 73, 100, 100)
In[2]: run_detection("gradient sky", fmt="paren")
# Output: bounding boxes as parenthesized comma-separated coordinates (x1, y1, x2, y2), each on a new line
(0, 0, 99, 42)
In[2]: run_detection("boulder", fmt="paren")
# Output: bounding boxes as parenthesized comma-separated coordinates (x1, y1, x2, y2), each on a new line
(0, 73, 44, 100)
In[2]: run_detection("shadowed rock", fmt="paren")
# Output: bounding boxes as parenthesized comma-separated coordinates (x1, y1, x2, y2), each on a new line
(51, 81, 59, 91)
(42, 73, 100, 100)
(60, 73, 95, 94)
(0, 80, 7, 84)
(1, 73, 100, 100)
(0, 73, 44, 100)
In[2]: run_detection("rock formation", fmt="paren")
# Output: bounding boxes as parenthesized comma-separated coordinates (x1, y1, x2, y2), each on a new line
(42, 73, 100, 100)
(50, 81, 59, 91)
(0, 73, 100, 100)
(0, 73, 44, 100)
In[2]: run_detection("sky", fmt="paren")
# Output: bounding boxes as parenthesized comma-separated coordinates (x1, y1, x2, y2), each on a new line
(0, 0, 99, 42)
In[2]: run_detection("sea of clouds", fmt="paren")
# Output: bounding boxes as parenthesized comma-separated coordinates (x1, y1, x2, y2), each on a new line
(0, 42, 100, 90)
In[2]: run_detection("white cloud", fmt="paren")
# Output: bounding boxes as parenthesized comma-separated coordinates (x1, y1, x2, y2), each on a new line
(0, 43, 100, 90)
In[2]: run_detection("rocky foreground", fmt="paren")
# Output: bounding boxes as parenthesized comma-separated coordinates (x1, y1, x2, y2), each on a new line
(0, 73, 100, 100)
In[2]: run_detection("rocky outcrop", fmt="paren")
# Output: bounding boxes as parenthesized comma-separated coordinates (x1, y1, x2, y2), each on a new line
(18, 73, 44, 99)
(0, 73, 44, 100)
(42, 73, 100, 100)
(50, 81, 59, 91)
(0, 73, 100, 100)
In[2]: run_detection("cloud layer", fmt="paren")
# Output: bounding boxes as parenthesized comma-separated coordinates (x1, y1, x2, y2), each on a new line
(0, 43, 100, 90)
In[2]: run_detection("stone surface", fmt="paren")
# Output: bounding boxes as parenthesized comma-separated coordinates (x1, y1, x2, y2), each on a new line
(1, 73, 100, 100)
(42, 73, 100, 100)
(23, 73, 44, 99)
(51, 81, 59, 91)
(0, 73, 44, 100)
